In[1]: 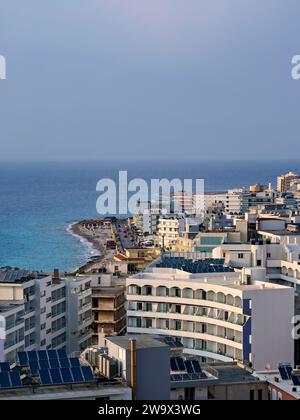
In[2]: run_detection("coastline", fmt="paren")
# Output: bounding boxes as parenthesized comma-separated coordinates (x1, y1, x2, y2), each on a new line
(66, 219, 116, 272)
(67, 222, 101, 258)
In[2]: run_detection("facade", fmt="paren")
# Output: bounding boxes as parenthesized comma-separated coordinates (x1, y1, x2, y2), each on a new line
(277, 171, 300, 193)
(104, 335, 171, 400)
(91, 334, 268, 400)
(157, 216, 185, 249)
(0, 269, 93, 364)
(203, 190, 243, 215)
(126, 265, 294, 371)
(92, 284, 126, 347)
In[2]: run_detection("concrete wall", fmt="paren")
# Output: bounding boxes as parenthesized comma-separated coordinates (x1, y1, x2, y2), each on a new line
(209, 382, 268, 400)
(246, 286, 294, 371)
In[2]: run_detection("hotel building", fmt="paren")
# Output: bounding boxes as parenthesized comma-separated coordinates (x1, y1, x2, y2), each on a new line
(126, 261, 294, 371)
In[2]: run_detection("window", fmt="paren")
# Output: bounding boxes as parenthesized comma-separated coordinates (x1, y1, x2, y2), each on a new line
(146, 303, 152, 312)
(41, 307, 46, 314)
(175, 321, 181, 331)
(175, 305, 181, 314)
(267, 253, 271, 258)
(257, 260, 262, 266)
(258, 389, 263, 401)
(250, 390, 255, 401)
(238, 253, 244, 259)
(146, 319, 152, 329)
(40, 339, 46, 347)
(184, 387, 195, 401)
(175, 288, 181, 298)
(41, 323, 46, 330)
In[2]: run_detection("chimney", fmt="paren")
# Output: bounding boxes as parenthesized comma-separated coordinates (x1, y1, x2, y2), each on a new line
(52, 268, 60, 284)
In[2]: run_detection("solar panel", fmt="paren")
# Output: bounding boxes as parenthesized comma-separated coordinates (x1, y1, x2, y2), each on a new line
(286, 365, 293, 379)
(38, 350, 48, 360)
(170, 358, 178, 371)
(185, 360, 194, 374)
(9, 372, 23, 388)
(279, 366, 289, 380)
(81, 366, 94, 382)
(69, 358, 81, 367)
(176, 357, 185, 371)
(18, 352, 28, 367)
(48, 350, 58, 359)
(292, 375, 300, 386)
(29, 360, 39, 375)
(49, 358, 60, 369)
(0, 372, 11, 388)
(28, 351, 38, 361)
(49, 368, 63, 385)
(39, 369, 52, 386)
(0, 363, 10, 373)
(192, 360, 202, 373)
(71, 367, 84, 383)
(59, 358, 70, 368)
(60, 367, 74, 384)
(57, 349, 68, 360)
(39, 359, 50, 370)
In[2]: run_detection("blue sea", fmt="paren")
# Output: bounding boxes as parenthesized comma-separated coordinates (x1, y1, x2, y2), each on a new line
(0, 160, 300, 272)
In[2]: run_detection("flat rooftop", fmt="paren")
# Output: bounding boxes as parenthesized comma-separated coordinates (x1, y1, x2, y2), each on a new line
(214, 364, 259, 384)
(106, 334, 169, 350)
(0, 268, 47, 284)
(131, 268, 288, 291)
(155, 257, 234, 274)
(259, 230, 300, 237)
(92, 286, 125, 296)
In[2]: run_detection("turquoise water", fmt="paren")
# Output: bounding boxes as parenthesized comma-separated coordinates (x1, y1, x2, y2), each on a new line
(0, 160, 300, 272)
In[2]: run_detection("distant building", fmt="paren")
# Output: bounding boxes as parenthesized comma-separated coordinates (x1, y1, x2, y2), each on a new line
(277, 171, 300, 193)
(157, 216, 185, 249)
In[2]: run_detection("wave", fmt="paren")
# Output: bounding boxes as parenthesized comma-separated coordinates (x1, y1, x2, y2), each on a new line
(66, 222, 102, 263)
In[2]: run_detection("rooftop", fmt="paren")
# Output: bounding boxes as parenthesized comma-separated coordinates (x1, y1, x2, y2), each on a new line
(131, 267, 290, 292)
(0, 268, 47, 284)
(106, 334, 169, 350)
(259, 230, 300, 237)
(155, 256, 235, 274)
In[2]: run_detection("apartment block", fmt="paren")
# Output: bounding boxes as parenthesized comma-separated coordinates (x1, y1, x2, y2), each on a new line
(0, 269, 93, 364)
(126, 262, 294, 371)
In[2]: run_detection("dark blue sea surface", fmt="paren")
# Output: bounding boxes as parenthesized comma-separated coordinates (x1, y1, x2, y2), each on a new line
(0, 160, 300, 271)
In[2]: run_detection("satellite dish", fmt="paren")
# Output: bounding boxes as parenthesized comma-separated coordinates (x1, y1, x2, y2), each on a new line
(265, 364, 271, 370)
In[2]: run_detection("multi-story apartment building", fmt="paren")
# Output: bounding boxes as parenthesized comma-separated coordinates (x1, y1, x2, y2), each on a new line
(277, 171, 300, 192)
(0, 269, 92, 364)
(126, 262, 294, 371)
(157, 216, 185, 249)
(203, 190, 243, 215)
(241, 190, 276, 213)
(92, 285, 126, 346)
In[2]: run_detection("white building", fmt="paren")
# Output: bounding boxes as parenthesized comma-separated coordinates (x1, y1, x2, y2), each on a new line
(0, 269, 93, 364)
(126, 265, 294, 371)
(157, 216, 185, 249)
(203, 190, 243, 215)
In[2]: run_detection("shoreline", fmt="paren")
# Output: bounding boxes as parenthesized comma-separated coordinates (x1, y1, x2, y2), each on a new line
(67, 219, 115, 272)
(67, 222, 101, 258)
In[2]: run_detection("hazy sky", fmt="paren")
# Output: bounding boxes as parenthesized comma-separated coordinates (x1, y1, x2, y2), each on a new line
(0, 0, 300, 161)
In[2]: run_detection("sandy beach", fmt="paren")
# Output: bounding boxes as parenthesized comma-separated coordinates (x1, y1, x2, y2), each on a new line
(69, 219, 116, 272)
